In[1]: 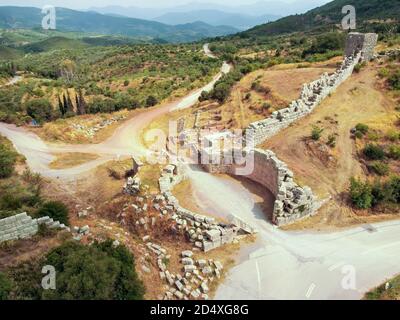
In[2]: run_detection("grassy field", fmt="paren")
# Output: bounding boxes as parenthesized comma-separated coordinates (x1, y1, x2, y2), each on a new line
(365, 274, 400, 300)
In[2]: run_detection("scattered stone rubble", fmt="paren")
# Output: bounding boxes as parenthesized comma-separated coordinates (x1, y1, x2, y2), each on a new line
(123, 177, 141, 195)
(157, 164, 254, 251)
(0, 212, 70, 243)
(71, 115, 126, 139)
(142, 232, 224, 300)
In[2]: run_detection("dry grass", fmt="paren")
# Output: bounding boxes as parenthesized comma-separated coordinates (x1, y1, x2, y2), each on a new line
(142, 60, 337, 138)
(49, 152, 99, 169)
(32, 109, 138, 144)
(262, 61, 400, 230)
(137, 164, 164, 194)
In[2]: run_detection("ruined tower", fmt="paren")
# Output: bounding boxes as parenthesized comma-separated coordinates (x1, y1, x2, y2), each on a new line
(345, 32, 378, 62)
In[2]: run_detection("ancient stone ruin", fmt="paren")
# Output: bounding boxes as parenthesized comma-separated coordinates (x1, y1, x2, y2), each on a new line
(245, 32, 378, 146)
(345, 32, 379, 62)
(158, 164, 255, 251)
(195, 33, 377, 226)
(0, 212, 70, 243)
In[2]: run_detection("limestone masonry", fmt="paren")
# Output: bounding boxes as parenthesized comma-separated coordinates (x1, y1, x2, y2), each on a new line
(198, 33, 377, 226)
(245, 33, 378, 147)
(158, 164, 255, 252)
(0, 212, 70, 243)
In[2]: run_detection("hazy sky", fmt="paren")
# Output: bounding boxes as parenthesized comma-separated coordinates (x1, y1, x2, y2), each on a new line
(0, 0, 330, 10)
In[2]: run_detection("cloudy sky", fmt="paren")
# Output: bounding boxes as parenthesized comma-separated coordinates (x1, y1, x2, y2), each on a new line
(0, 0, 330, 10)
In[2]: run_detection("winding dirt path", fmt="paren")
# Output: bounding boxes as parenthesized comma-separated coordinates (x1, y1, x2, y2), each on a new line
(1, 48, 400, 300)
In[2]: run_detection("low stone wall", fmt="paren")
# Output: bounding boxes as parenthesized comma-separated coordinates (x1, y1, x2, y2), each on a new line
(245, 51, 362, 146)
(0, 212, 70, 243)
(203, 149, 322, 226)
(157, 164, 255, 252)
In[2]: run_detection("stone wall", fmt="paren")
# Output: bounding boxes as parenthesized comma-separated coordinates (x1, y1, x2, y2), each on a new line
(245, 50, 362, 146)
(157, 164, 255, 252)
(0, 212, 70, 243)
(345, 32, 378, 62)
(203, 149, 322, 226)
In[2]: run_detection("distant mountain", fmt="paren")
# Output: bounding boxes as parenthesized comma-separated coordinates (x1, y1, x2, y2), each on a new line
(153, 10, 280, 30)
(0, 6, 238, 43)
(241, 0, 400, 37)
(89, 1, 329, 20)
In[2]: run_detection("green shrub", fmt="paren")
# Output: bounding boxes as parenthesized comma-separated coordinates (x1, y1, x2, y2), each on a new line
(349, 177, 373, 209)
(378, 67, 390, 78)
(368, 162, 389, 176)
(388, 145, 400, 160)
(354, 131, 363, 139)
(363, 144, 385, 160)
(327, 134, 337, 148)
(0, 272, 12, 300)
(145, 95, 158, 107)
(386, 130, 400, 142)
(353, 62, 366, 73)
(0, 144, 17, 178)
(42, 240, 144, 300)
(25, 98, 54, 123)
(37, 201, 69, 226)
(386, 176, 400, 204)
(355, 123, 369, 135)
(388, 70, 400, 90)
(311, 125, 324, 141)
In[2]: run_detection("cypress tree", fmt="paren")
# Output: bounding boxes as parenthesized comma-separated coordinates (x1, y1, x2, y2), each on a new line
(78, 89, 86, 115)
(58, 95, 65, 116)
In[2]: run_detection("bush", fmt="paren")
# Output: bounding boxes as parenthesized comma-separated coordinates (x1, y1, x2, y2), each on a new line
(368, 162, 389, 176)
(0, 272, 12, 300)
(42, 240, 144, 300)
(25, 99, 54, 123)
(355, 123, 369, 135)
(353, 62, 366, 73)
(145, 95, 158, 107)
(0, 144, 17, 178)
(363, 144, 385, 160)
(123, 80, 129, 87)
(386, 176, 400, 204)
(386, 130, 400, 142)
(311, 125, 324, 141)
(388, 70, 400, 90)
(36, 201, 69, 226)
(327, 134, 336, 148)
(349, 177, 373, 209)
(388, 145, 400, 160)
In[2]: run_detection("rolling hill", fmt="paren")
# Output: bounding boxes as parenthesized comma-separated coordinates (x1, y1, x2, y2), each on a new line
(154, 10, 280, 30)
(0, 6, 238, 43)
(240, 0, 400, 37)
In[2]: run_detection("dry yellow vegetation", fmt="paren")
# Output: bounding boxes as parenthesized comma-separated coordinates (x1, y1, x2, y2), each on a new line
(49, 152, 99, 169)
(33, 109, 135, 144)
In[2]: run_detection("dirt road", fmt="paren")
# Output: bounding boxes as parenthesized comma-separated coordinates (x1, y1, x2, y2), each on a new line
(1, 49, 400, 300)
